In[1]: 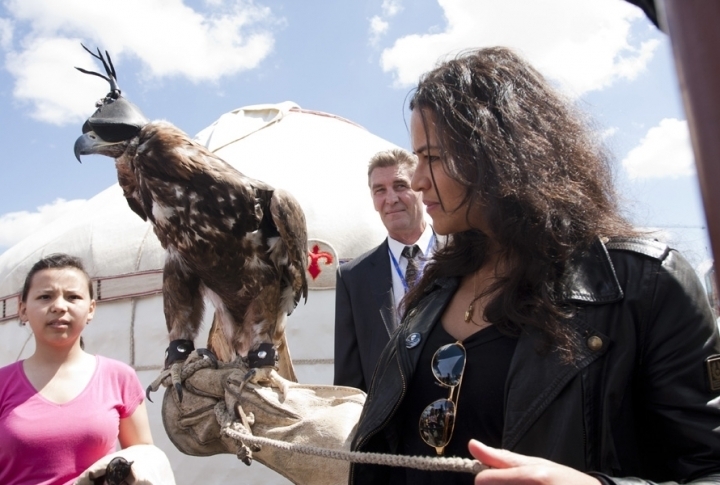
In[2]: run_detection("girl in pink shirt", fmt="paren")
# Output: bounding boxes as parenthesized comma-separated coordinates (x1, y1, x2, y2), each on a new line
(0, 254, 153, 485)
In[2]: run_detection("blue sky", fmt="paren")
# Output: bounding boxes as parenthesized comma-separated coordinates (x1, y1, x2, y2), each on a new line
(0, 0, 710, 269)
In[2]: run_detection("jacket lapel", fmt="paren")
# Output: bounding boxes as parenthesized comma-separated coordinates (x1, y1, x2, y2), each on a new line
(398, 278, 459, 382)
(370, 239, 397, 336)
(502, 239, 621, 449)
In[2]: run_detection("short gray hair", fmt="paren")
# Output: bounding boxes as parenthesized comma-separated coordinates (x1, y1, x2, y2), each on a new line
(367, 148, 418, 187)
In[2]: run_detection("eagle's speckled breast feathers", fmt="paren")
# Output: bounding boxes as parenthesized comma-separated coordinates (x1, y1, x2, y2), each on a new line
(116, 121, 307, 378)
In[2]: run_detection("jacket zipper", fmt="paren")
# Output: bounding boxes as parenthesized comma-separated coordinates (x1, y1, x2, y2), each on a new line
(350, 347, 407, 484)
(350, 287, 449, 483)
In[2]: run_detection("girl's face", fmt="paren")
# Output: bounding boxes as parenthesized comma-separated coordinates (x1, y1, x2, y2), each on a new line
(410, 108, 485, 236)
(19, 268, 95, 350)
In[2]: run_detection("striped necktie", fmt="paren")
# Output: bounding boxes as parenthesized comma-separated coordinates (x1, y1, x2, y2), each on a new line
(402, 245, 421, 289)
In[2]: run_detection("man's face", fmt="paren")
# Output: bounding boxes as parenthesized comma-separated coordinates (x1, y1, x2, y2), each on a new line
(370, 165, 425, 241)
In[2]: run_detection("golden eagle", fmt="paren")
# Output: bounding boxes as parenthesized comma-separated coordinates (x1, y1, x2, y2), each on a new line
(73, 46, 308, 399)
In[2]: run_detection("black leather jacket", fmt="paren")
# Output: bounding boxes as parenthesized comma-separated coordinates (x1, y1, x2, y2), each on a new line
(350, 238, 720, 484)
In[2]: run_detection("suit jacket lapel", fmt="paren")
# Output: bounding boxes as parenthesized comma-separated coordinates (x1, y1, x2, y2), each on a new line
(370, 239, 397, 336)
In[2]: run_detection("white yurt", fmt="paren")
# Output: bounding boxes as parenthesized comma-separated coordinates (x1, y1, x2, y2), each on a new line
(0, 102, 397, 484)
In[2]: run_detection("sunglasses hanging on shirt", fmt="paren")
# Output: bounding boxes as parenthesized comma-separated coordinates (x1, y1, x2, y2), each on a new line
(418, 341, 466, 455)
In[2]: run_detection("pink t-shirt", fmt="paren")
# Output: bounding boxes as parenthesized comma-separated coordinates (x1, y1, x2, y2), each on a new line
(0, 355, 144, 485)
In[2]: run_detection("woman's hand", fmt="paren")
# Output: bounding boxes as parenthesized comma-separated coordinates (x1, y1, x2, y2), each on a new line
(469, 439, 602, 485)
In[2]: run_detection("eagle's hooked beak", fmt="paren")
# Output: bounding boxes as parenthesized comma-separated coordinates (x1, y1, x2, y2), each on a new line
(74, 45, 149, 162)
(74, 95, 148, 162)
(73, 131, 127, 163)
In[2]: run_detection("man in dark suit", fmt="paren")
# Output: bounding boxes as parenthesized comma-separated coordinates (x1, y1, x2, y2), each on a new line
(334, 149, 436, 391)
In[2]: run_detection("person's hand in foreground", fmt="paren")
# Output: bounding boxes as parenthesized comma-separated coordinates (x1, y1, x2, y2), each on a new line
(469, 439, 602, 485)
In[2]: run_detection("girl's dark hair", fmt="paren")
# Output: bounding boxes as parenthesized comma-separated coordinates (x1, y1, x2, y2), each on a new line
(404, 47, 636, 361)
(21, 253, 93, 302)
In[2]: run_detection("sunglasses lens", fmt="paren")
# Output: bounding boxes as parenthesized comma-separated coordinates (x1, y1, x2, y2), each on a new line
(431, 343, 466, 387)
(419, 399, 456, 449)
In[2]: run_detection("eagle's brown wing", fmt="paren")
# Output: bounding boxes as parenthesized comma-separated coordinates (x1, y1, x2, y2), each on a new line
(128, 123, 308, 378)
(267, 188, 308, 383)
(132, 122, 265, 350)
(270, 188, 309, 311)
(115, 152, 148, 221)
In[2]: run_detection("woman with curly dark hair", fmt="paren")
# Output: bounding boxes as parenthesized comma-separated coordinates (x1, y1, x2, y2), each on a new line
(349, 47, 720, 485)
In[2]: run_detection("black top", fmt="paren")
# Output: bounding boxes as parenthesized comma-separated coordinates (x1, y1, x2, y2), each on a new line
(391, 322, 517, 484)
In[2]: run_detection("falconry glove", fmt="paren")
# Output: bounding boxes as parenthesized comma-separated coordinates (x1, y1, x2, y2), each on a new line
(159, 351, 365, 485)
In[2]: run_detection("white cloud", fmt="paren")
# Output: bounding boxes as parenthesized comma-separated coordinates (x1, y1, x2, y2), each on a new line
(5, 38, 111, 125)
(0, 17, 13, 49)
(382, 0, 403, 17)
(622, 118, 695, 179)
(601, 127, 618, 140)
(0, 198, 87, 249)
(380, 0, 660, 96)
(2, 0, 279, 124)
(370, 0, 403, 45)
(369, 16, 390, 45)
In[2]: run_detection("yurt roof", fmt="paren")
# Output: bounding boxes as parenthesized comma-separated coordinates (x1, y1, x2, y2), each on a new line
(0, 102, 395, 313)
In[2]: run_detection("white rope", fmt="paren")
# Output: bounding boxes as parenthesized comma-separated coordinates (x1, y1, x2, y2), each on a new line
(215, 403, 487, 475)
(158, 357, 487, 475)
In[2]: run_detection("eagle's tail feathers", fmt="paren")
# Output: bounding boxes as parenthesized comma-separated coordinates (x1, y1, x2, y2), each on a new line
(206, 311, 235, 363)
(276, 334, 298, 383)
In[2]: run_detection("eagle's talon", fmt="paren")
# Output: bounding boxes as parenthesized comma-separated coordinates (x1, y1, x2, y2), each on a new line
(197, 348, 219, 368)
(174, 381, 184, 402)
(171, 362, 184, 402)
(243, 368, 257, 383)
(145, 367, 173, 403)
(238, 446, 253, 466)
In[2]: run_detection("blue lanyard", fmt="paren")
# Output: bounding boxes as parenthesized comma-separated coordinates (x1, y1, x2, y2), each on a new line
(389, 234, 436, 292)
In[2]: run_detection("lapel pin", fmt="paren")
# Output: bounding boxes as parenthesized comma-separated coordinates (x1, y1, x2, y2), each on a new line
(406, 333, 421, 349)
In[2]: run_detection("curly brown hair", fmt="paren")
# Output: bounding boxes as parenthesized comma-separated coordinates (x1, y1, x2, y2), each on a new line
(404, 47, 636, 360)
